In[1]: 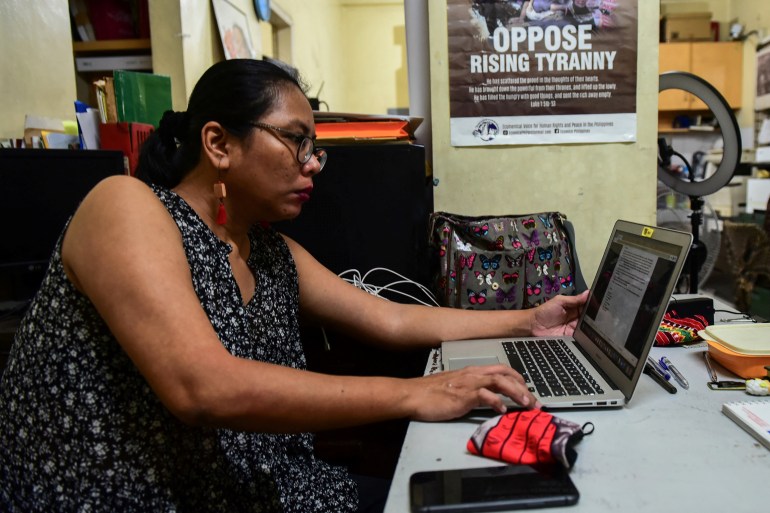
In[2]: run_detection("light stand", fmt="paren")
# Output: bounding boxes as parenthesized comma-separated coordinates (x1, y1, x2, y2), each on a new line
(658, 136, 707, 292)
(657, 72, 741, 293)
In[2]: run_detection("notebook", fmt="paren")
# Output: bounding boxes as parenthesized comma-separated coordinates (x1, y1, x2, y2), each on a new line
(441, 220, 693, 409)
(722, 401, 770, 450)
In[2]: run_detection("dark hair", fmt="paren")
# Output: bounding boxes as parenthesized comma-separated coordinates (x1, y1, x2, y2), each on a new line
(135, 59, 306, 188)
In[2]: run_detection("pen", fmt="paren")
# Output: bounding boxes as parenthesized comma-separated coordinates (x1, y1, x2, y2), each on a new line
(647, 356, 670, 380)
(659, 356, 689, 389)
(703, 351, 718, 382)
(644, 362, 677, 394)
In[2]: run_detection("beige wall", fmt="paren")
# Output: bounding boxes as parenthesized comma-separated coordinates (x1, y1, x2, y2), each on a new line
(277, 0, 347, 111)
(0, 0, 77, 138)
(429, 1, 663, 282)
(340, 1, 408, 113)
(260, 0, 405, 114)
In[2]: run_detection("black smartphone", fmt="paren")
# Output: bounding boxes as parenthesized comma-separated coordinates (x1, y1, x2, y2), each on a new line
(409, 464, 579, 512)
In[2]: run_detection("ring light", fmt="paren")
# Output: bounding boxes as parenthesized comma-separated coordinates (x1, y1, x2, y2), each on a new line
(657, 71, 741, 197)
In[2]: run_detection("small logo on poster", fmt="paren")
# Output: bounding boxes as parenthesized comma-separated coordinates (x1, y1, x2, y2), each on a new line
(473, 119, 499, 142)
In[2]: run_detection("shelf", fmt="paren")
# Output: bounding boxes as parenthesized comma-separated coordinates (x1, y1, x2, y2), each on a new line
(73, 39, 151, 54)
(659, 128, 720, 135)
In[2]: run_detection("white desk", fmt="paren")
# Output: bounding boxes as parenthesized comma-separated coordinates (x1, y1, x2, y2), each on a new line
(384, 296, 769, 512)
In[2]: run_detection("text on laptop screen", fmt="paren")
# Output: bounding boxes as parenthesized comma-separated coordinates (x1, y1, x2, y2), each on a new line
(579, 231, 680, 379)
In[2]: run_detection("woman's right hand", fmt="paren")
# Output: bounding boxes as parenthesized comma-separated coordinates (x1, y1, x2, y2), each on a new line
(404, 365, 539, 421)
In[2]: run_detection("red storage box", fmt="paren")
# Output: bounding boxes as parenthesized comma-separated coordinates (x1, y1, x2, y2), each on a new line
(99, 122, 153, 176)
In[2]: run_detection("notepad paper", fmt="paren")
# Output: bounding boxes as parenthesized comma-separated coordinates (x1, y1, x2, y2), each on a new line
(722, 401, 770, 450)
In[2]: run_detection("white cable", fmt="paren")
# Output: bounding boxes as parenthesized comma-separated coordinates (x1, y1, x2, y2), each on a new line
(337, 267, 439, 307)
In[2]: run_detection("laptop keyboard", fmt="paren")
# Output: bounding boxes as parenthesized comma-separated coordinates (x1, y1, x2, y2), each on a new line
(503, 340, 605, 398)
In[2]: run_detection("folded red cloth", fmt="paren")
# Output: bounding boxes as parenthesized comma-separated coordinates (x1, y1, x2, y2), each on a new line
(467, 409, 592, 469)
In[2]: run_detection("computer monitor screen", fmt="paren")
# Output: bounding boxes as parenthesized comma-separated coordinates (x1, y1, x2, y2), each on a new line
(0, 149, 125, 303)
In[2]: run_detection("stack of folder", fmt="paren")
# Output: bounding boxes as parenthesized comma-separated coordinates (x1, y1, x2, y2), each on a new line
(93, 70, 171, 174)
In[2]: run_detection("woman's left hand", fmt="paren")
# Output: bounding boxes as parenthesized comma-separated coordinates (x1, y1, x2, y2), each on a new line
(530, 290, 589, 337)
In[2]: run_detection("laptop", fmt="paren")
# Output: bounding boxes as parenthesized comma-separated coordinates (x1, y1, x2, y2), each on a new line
(440, 220, 693, 409)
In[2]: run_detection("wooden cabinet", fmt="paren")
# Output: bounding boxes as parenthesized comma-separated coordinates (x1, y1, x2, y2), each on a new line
(72, 39, 152, 106)
(659, 41, 743, 111)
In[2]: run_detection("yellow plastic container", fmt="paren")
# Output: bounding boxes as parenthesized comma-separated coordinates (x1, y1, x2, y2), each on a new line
(699, 324, 770, 379)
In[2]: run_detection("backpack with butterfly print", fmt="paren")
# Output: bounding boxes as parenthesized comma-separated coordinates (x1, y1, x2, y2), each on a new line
(429, 212, 578, 310)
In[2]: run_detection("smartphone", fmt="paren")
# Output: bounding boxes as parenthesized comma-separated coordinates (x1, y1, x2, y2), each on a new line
(409, 464, 579, 512)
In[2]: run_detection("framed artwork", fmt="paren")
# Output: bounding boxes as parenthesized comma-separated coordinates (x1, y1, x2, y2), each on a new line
(756, 40, 770, 111)
(212, 0, 256, 60)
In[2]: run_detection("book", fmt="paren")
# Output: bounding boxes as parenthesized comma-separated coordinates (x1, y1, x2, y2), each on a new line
(722, 400, 770, 450)
(93, 78, 119, 124)
(113, 70, 172, 128)
(69, 0, 95, 42)
(85, 0, 137, 40)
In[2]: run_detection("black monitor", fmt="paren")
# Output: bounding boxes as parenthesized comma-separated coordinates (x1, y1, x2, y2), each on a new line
(0, 149, 125, 306)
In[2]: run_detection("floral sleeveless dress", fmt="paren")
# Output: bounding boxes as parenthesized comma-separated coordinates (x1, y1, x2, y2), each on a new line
(0, 184, 357, 512)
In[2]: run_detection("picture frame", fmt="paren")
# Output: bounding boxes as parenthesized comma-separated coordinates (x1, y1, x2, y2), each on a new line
(755, 40, 770, 111)
(211, 0, 256, 60)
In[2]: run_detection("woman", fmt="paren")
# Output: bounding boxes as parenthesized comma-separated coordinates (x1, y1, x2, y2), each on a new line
(0, 59, 587, 512)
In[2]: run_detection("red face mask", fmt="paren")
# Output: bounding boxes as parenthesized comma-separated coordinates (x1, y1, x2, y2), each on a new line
(467, 409, 593, 469)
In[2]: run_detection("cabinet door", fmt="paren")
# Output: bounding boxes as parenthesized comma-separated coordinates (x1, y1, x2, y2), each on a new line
(691, 41, 742, 109)
(659, 43, 693, 111)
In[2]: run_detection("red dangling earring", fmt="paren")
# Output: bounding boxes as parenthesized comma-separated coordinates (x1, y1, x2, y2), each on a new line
(214, 180, 227, 225)
(214, 154, 227, 225)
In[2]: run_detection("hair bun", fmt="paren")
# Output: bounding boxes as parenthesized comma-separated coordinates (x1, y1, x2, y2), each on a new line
(157, 110, 187, 148)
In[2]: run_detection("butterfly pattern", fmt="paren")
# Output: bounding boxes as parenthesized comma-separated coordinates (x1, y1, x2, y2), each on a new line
(472, 224, 489, 237)
(458, 253, 476, 269)
(505, 254, 524, 268)
(520, 230, 540, 248)
(455, 237, 472, 252)
(468, 289, 487, 305)
(537, 247, 552, 261)
(474, 271, 495, 285)
(432, 212, 576, 310)
(526, 248, 536, 264)
(502, 271, 519, 284)
(496, 287, 516, 304)
(527, 281, 542, 296)
(544, 274, 560, 294)
(479, 254, 501, 270)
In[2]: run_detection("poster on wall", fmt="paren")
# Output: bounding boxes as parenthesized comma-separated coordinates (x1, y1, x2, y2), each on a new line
(448, 0, 638, 146)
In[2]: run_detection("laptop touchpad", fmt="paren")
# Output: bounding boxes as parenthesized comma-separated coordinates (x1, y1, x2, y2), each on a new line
(447, 356, 500, 370)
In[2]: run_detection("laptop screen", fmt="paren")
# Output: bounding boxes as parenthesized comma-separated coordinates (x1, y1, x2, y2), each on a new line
(577, 228, 684, 380)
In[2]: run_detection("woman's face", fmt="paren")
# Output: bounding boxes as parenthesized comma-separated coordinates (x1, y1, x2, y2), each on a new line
(228, 86, 322, 223)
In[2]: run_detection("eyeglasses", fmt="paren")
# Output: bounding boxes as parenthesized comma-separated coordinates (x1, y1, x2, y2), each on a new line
(250, 122, 327, 171)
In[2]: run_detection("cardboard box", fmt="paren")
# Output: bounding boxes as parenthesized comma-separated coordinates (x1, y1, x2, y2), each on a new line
(664, 13, 712, 42)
